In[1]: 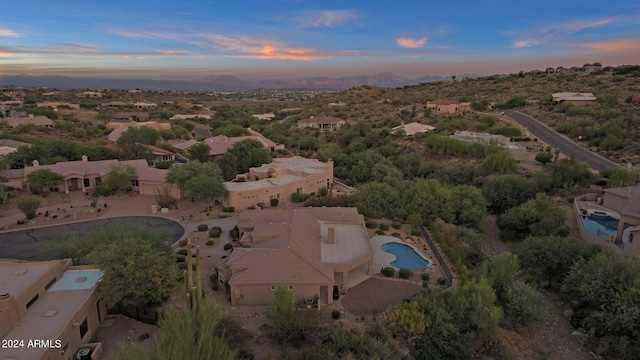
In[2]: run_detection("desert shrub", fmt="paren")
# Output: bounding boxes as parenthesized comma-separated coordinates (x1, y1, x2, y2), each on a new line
(383, 267, 395, 277)
(399, 268, 411, 279)
(421, 273, 430, 281)
(209, 229, 221, 238)
(206, 240, 214, 246)
(332, 310, 341, 319)
(392, 222, 402, 229)
(291, 192, 312, 203)
(177, 249, 188, 256)
(17, 195, 40, 219)
(155, 161, 172, 169)
(270, 198, 279, 207)
(175, 255, 185, 263)
(365, 220, 378, 228)
(437, 277, 446, 285)
(379, 223, 390, 231)
(222, 206, 235, 212)
(391, 232, 401, 238)
(375, 229, 385, 235)
(411, 228, 421, 236)
(224, 243, 232, 250)
(197, 224, 208, 231)
(319, 187, 328, 196)
(178, 239, 188, 247)
(211, 226, 222, 232)
(154, 187, 177, 208)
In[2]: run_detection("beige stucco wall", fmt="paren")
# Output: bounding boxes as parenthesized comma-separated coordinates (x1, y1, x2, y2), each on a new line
(225, 164, 333, 210)
(602, 192, 627, 211)
(230, 284, 323, 306)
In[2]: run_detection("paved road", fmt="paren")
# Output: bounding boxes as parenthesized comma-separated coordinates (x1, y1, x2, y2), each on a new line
(194, 127, 213, 139)
(0, 216, 184, 261)
(503, 110, 620, 171)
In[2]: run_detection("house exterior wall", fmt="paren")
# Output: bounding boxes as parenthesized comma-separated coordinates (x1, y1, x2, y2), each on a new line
(229, 284, 322, 306)
(602, 192, 626, 211)
(138, 182, 180, 198)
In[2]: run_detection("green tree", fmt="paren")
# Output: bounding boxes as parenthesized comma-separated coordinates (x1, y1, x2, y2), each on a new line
(265, 285, 319, 345)
(350, 160, 371, 184)
(187, 142, 210, 163)
(354, 182, 400, 219)
(600, 168, 640, 187)
(482, 150, 519, 175)
(112, 299, 237, 360)
(25, 168, 64, 195)
(166, 161, 222, 196)
(89, 229, 176, 308)
(17, 195, 40, 219)
(101, 164, 136, 194)
(547, 159, 594, 190)
(515, 235, 601, 288)
(214, 152, 239, 180)
(497, 193, 568, 241)
(503, 280, 544, 328)
(115, 127, 158, 161)
(185, 174, 226, 211)
(535, 151, 553, 165)
(228, 139, 271, 173)
(385, 301, 428, 343)
(482, 174, 534, 214)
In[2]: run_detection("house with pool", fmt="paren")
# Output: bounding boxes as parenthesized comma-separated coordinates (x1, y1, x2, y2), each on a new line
(215, 207, 374, 306)
(574, 185, 640, 257)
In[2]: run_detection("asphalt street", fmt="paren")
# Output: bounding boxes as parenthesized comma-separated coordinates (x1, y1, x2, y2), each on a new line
(503, 110, 620, 171)
(0, 216, 184, 261)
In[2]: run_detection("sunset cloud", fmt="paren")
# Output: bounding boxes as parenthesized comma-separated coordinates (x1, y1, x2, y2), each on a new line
(581, 40, 640, 52)
(0, 28, 19, 37)
(511, 17, 618, 48)
(108, 28, 182, 40)
(195, 33, 334, 60)
(396, 37, 427, 48)
(293, 10, 358, 28)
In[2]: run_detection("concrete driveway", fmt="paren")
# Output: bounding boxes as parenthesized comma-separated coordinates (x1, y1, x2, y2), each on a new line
(0, 216, 184, 261)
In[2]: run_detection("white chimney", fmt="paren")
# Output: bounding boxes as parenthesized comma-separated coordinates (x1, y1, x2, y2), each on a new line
(327, 227, 335, 244)
(32, 160, 39, 166)
(81, 155, 88, 162)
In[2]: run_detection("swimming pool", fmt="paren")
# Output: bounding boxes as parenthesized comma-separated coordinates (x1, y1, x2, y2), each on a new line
(580, 216, 618, 237)
(381, 242, 431, 270)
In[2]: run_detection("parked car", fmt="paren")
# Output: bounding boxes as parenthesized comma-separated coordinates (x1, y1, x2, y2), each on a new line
(333, 285, 340, 300)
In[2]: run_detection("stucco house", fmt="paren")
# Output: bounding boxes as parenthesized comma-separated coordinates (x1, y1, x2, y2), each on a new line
(391, 122, 436, 136)
(552, 92, 597, 105)
(3, 156, 180, 198)
(297, 116, 346, 131)
(216, 207, 374, 306)
(224, 156, 333, 210)
(4, 115, 54, 128)
(146, 145, 176, 164)
(0, 139, 30, 156)
(601, 186, 640, 255)
(0, 259, 106, 360)
(426, 100, 471, 115)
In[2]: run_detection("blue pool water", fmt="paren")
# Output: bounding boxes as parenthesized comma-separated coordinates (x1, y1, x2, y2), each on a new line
(381, 242, 431, 270)
(580, 216, 618, 237)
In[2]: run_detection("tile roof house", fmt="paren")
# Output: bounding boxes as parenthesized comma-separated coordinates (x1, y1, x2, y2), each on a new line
(0, 139, 30, 156)
(169, 114, 212, 120)
(224, 156, 333, 210)
(297, 116, 346, 131)
(4, 115, 54, 128)
(0, 259, 106, 360)
(552, 92, 597, 105)
(426, 100, 471, 115)
(217, 207, 373, 306)
(146, 145, 176, 164)
(4, 156, 179, 197)
(599, 186, 640, 255)
(391, 122, 436, 136)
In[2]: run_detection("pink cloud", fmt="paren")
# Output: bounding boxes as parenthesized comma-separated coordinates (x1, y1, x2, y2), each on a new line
(512, 39, 543, 48)
(293, 10, 358, 28)
(396, 37, 427, 48)
(0, 28, 19, 37)
(581, 40, 640, 52)
(196, 33, 336, 60)
(511, 17, 618, 49)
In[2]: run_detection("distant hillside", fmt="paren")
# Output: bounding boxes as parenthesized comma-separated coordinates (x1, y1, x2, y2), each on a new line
(0, 72, 475, 91)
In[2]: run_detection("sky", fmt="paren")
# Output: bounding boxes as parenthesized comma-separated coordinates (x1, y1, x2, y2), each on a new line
(1, 0, 639, 80)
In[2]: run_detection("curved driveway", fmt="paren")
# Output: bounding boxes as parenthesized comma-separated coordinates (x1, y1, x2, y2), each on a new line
(0, 216, 184, 261)
(503, 110, 619, 171)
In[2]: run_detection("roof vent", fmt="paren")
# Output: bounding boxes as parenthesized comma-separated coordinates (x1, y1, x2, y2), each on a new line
(43, 309, 58, 317)
(327, 227, 336, 244)
(75, 277, 87, 283)
(0, 292, 10, 299)
(14, 269, 28, 275)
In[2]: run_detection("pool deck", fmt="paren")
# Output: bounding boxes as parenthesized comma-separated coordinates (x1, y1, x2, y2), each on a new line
(370, 235, 430, 271)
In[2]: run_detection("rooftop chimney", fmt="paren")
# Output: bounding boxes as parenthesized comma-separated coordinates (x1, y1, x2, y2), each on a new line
(81, 155, 88, 162)
(327, 227, 335, 244)
(32, 160, 39, 167)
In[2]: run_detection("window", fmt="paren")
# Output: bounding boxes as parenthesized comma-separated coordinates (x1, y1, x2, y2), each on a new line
(270, 286, 275, 291)
(83, 179, 90, 187)
(26, 294, 39, 309)
(131, 179, 140, 187)
(95, 177, 102, 185)
(44, 277, 56, 290)
(79, 317, 88, 339)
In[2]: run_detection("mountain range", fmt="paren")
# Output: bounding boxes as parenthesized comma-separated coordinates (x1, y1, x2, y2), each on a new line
(0, 72, 479, 91)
